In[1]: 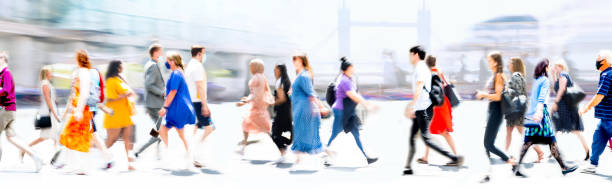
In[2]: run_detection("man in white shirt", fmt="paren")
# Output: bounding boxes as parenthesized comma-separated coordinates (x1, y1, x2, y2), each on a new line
(185, 45, 215, 168)
(404, 46, 463, 175)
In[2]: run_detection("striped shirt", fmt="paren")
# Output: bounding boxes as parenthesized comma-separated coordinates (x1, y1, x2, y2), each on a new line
(595, 67, 612, 120)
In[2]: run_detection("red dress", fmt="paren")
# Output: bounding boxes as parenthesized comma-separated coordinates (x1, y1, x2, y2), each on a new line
(429, 68, 453, 134)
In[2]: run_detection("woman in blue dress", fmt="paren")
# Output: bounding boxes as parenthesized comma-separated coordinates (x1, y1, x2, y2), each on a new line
(290, 53, 329, 164)
(513, 59, 577, 177)
(158, 52, 196, 155)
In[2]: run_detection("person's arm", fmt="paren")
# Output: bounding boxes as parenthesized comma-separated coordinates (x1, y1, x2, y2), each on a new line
(42, 84, 60, 120)
(302, 75, 328, 115)
(533, 80, 550, 121)
(75, 69, 90, 121)
(105, 80, 134, 103)
(274, 87, 287, 106)
(158, 90, 177, 116)
(0, 73, 10, 96)
(581, 74, 610, 116)
(486, 74, 504, 101)
(145, 65, 164, 97)
(554, 76, 568, 103)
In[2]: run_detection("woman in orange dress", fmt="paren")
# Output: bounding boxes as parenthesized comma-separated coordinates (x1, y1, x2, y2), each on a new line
(236, 58, 274, 155)
(58, 50, 94, 174)
(417, 55, 458, 164)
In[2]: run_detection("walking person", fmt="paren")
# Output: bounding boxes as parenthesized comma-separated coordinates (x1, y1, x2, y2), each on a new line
(290, 53, 329, 165)
(550, 59, 589, 161)
(417, 55, 458, 164)
(325, 57, 378, 166)
(404, 46, 463, 176)
(57, 50, 97, 175)
(236, 59, 275, 155)
(476, 52, 515, 181)
(271, 64, 293, 162)
(581, 50, 612, 174)
(504, 57, 544, 162)
(135, 44, 165, 158)
(0, 51, 43, 172)
(21, 67, 61, 163)
(157, 52, 196, 168)
(103, 60, 137, 171)
(185, 45, 216, 167)
(513, 59, 577, 177)
(54, 50, 114, 170)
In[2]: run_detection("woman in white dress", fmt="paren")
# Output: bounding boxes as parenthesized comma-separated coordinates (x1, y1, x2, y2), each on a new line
(21, 66, 61, 161)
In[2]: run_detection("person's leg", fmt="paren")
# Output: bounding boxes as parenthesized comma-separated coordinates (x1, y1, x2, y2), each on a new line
(105, 128, 121, 148)
(514, 141, 533, 174)
(572, 130, 590, 155)
(200, 126, 215, 142)
(483, 107, 509, 163)
(517, 126, 543, 162)
(159, 125, 170, 148)
(177, 128, 189, 152)
(418, 111, 457, 161)
(404, 115, 421, 170)
(28, 138, 46, 147)
(549, 142, 568, 169)
(439, 131, 457, 155)
(505, 126, 514, 152)
(121, 126, 135, 170)
(135, 108, 162, 155)
(327, 109, 343, 147)
(589, 121, 609, 166)
(420, 147, 430, 162)
(349, 126, 368, 158)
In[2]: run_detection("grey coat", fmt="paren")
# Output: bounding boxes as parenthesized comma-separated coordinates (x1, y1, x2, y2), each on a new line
(144, 60, 165, 109)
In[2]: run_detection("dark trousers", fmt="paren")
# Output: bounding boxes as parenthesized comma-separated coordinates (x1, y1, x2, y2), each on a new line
(483, 101, 509, 162)
(405, 106, 457, 169)
(135, 107, 162, 155)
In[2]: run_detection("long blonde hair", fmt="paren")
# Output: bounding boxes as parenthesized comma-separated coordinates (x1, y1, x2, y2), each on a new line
(40, 66, 52, 81)
(509, 57, 526, 76)
(166, 51, 184, 70)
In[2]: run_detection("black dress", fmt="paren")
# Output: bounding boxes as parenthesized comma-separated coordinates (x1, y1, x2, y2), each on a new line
(271, 78, 293, 150)
(552, 72, 584, 133)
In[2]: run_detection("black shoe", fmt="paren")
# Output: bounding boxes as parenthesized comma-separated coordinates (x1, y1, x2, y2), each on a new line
(367, 157, 378, 165)
(134, 152, 139, 158)
(403, 169, 413, 175)
(512, 165, 527, 178)
(324, 161, 332, 167)
(446, 156, 464, 167)
(584, 151, 590, 161)
(562, 166, 578, 175)
(479, 175, 490, 183)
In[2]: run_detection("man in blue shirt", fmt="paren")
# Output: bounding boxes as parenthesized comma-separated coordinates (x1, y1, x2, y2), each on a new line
(580, 50, 612, 174)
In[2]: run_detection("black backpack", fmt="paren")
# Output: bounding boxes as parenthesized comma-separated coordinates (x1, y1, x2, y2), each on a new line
(425, 73, 445, 106)
(326, 81, 336, 106)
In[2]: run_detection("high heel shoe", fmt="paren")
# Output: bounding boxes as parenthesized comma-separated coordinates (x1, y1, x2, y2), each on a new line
(584, 151, 590, 161)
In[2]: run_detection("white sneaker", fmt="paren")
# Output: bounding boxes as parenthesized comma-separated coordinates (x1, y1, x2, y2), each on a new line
(582, 164, 597, 174)
(33, 156, 43, 173)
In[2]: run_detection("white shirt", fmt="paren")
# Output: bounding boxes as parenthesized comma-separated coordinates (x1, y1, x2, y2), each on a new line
(185, 58, 206, 102)
(412, 60, 432, 110)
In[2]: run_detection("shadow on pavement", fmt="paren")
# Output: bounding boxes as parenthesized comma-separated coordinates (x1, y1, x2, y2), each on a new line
(289, 170, 318, 175)
(201, 168, 223, 175)
(170, 170, 198, 176)
(428, 164, 469, 172)
(274, 162, 293, 169)
(249, 160, 273, 165)
(326, 166, 360, 172)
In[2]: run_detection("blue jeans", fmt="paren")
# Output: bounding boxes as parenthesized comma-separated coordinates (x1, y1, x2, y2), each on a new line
(327, 108, 367, 158)
(590, 119, 612, 166)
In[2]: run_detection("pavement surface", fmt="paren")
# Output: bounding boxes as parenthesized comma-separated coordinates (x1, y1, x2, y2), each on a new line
(0, 101, 610, 188)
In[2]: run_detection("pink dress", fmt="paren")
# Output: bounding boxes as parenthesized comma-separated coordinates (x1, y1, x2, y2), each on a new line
(242, 74, 273, 133)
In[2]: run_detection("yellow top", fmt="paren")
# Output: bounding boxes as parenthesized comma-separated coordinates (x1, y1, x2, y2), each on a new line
(103, 77, 134, 129)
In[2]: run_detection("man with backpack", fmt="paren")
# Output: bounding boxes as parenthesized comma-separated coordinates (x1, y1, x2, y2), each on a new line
(403, 46, 463, 175)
